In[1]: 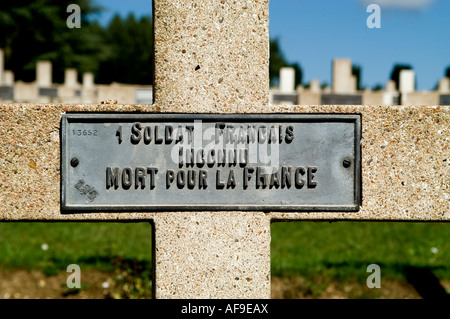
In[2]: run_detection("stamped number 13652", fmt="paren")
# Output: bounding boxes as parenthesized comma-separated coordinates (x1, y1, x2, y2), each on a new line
(72, 129, 98, 136)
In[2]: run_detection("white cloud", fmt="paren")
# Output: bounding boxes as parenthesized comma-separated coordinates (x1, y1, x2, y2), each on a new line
(360, 0, 435, 11)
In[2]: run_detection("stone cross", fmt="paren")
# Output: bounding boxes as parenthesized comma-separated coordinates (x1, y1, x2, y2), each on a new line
(0, 0, 448, 299)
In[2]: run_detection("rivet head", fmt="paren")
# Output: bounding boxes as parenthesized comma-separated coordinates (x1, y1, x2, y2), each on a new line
(343, 158, 352, 168)
(70, 158, 79, 168)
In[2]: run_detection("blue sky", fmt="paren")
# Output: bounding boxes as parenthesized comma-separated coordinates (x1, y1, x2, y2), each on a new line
(92, 0, 450, 90)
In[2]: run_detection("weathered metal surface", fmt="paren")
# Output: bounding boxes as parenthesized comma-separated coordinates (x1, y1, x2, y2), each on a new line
(61, 113, 361, 212)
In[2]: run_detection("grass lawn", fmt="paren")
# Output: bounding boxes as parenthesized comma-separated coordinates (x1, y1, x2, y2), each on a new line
(271, 221, 449, 282)
(0, 221, 447, 279)
(0, 220, 447, 298)
(0, 222, 153, 274)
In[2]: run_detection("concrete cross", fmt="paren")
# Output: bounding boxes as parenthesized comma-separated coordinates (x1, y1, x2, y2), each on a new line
(0, 0, 448, 299)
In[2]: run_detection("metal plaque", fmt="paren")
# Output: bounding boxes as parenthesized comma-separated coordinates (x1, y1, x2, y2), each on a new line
(0, 86, 14, 100)
(61, 114, 361, 212)
(39, 88, 58, 98)
(440, 95, 450, 105)
(321, 94, 362, 105)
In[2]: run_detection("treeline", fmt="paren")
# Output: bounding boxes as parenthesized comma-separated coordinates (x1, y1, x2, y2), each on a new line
(0, 0, 153, 84)
(0, 0, 299, 86)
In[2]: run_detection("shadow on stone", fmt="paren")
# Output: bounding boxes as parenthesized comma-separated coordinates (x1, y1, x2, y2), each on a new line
(404, 266, 449, 299)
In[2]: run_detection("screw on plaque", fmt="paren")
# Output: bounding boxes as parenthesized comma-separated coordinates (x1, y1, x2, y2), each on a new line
(71, 158, 79, 168)
(343, 158, 352, 168)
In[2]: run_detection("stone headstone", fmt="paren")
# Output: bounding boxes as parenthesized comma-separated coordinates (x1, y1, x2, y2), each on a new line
(82, 72, 94, 89)
(135, 88, 153, 104)
(309, 79, 321, 93)
(64, 69, 78, 88)
(332, 59, 352, 94)
(399, 69, 415, 93)
(279, 67, 295, 93)
(36, 60, 57, 100)
(36, 60, 52, 88)
(386, 79, 396, 92)
(3, 70, 14, 86)
(438, 77, 449, 93)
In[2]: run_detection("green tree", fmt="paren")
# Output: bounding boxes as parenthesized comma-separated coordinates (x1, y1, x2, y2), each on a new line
(0, 2, 298, 86)
(96, 13, 153, 85)
(320, 82, 329, 90)
(372, 83, 384, 91)
(290, 62, 303, 87)
(352, 65, 362, 91)
(269, 38, 286, 86)
(0, 0, 106, 83)
(445, 66, 450, 78)
(269, 38, 302, 87)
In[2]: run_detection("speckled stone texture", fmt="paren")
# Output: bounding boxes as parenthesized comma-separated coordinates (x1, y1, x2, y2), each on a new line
(1, 103, 448, 223)
(0, 0, 449, 299)
(154, 212, 271, 298)
(153, 0, 269, 112)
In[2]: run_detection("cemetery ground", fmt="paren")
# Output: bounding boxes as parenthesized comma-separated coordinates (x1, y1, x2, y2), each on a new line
(0, 222, 447, 299)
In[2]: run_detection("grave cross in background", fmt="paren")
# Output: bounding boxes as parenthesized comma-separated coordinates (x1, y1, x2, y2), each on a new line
(0, 0, 448, 299)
